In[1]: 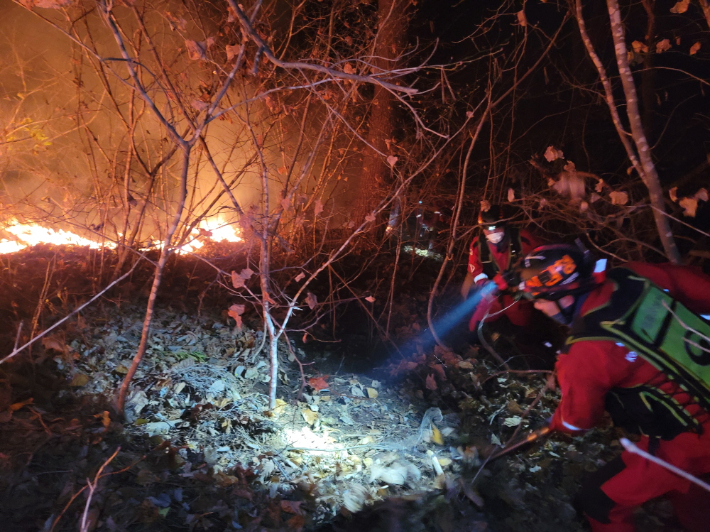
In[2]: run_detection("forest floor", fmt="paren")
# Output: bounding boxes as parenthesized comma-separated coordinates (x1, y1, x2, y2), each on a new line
(0, 246, 689, 532)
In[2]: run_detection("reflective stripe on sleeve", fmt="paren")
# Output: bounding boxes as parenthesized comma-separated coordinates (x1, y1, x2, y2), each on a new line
(562, 420, 586, 431)
(473, 273, 488, 283)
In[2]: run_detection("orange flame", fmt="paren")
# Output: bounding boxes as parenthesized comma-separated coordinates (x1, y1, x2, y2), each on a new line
(0, 216, 243, 255)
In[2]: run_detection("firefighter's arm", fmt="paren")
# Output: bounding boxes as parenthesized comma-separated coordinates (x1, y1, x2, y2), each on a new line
(463, 237, 488, 299)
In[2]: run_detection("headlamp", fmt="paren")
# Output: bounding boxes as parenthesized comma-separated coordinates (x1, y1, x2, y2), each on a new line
(487, 225, 497, 231)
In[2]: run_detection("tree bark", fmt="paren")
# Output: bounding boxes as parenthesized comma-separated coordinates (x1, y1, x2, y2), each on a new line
(606, 0, 680, 263)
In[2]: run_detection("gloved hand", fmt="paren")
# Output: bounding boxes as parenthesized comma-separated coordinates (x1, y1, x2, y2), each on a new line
(493, 271, 522, 291)
(468, 281, 502, 332)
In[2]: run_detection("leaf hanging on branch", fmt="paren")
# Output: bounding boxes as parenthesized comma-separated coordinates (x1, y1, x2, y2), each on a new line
(231, 268, 254, 289)
(609, 191, 629, 205)
(305, 292, 318, 310)
(690, 42, 701, 55)
(226, 44, 241, 61)
(544, 146, 564, 162)
(670, 0, 690, 14)
(516, 10, 527, 27)
(386, 155, 398, 167)
(507, 188, 515, 202)
(656, 39, 672, 53)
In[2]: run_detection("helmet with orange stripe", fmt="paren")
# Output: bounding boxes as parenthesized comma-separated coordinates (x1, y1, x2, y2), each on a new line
(520, 244, 597, 301)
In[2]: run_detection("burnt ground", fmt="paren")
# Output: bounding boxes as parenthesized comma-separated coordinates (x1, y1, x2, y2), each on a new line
(0, 245, 689, 532)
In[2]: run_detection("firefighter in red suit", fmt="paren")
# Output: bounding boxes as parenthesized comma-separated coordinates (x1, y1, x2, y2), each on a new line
(461, 204, 544, 335)
(519, 244, 710, 532)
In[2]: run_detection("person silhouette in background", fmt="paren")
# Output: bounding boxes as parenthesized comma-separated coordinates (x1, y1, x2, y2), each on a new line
(461, 204, 549, 362)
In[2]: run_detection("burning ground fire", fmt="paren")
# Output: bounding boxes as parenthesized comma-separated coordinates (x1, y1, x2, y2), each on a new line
(0, 216, 242, 255)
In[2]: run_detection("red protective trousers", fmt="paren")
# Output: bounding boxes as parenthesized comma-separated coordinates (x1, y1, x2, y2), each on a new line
(582, 434, 710, 532)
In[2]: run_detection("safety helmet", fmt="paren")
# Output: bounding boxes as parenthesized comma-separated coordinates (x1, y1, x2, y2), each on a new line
(519, 244, 596, 300)
(478, 204, 506, 229)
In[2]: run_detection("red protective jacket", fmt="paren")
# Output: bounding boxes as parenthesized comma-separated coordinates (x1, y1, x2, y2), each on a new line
(550, 262, 710, 434)
(550, 262, 710, 532)
(467, 229, 543, 328)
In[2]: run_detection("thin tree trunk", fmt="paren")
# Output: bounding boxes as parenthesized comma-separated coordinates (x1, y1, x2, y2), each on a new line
(116, 148, 191, 414)
(606, 0, 680, 263)
(575, 0, 680, 263)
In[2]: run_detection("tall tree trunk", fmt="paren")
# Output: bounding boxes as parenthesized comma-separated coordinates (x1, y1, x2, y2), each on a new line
(606, 0, 680, 263)
(575, 0, 680, 263)
(355, 0, 409, 223)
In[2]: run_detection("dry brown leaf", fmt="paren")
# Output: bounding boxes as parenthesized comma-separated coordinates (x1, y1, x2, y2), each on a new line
(632, 41, 648, 53)
(544, 145, 564, 162)
(314, 199, 323, 216)
(507, 188, 515, 202)
(231, 271, 245, 289)
(670, 0, 690, 14)
(609, 190, 629, 205)
(680, 197, 699, 217)
(280, 500, 303, 515)
(228, 304, 245, 330)
(656, 39, 672, 53)
(365, 213, 376, 223)
(690, 42, 702, 55)
(70, 373, 90, 387)
(301, 409, 318, 425)
(366, 387, 378, 399)
(295, 272, 305, 282)
(343, 63, 356, 74)
(516, 10, 527, 27)
(305, 291, 318, 310)
(386, 155, 398, 167)
(425, 374, 437, 391)
(226, 44, 241, 61)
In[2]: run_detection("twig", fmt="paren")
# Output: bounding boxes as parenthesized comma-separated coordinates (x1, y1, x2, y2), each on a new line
(51, 446, 136, 532)
(620, 437, 710, 493)
(0, 263, 140, 366)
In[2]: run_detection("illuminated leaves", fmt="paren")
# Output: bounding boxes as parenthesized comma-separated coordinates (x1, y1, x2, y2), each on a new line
(227, 304, 245, 330)
(386, 155, 398, 167)
(305, 291, 318, 310)
(231, 268, 254, 289)
(226, 44, 241, 61)
(608, 190, 629, 205)
(544, 145, 564, 162)
(670, 0, 690, 14)
(678, 188, 708, 217)
(690, 42, 701, 55)
(516, 10, 527, 27)
(507, 188, 515, 202)
(631, 41, 648, 53)
(656, 39, 672, 53)
(314, 199, 323, 216)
